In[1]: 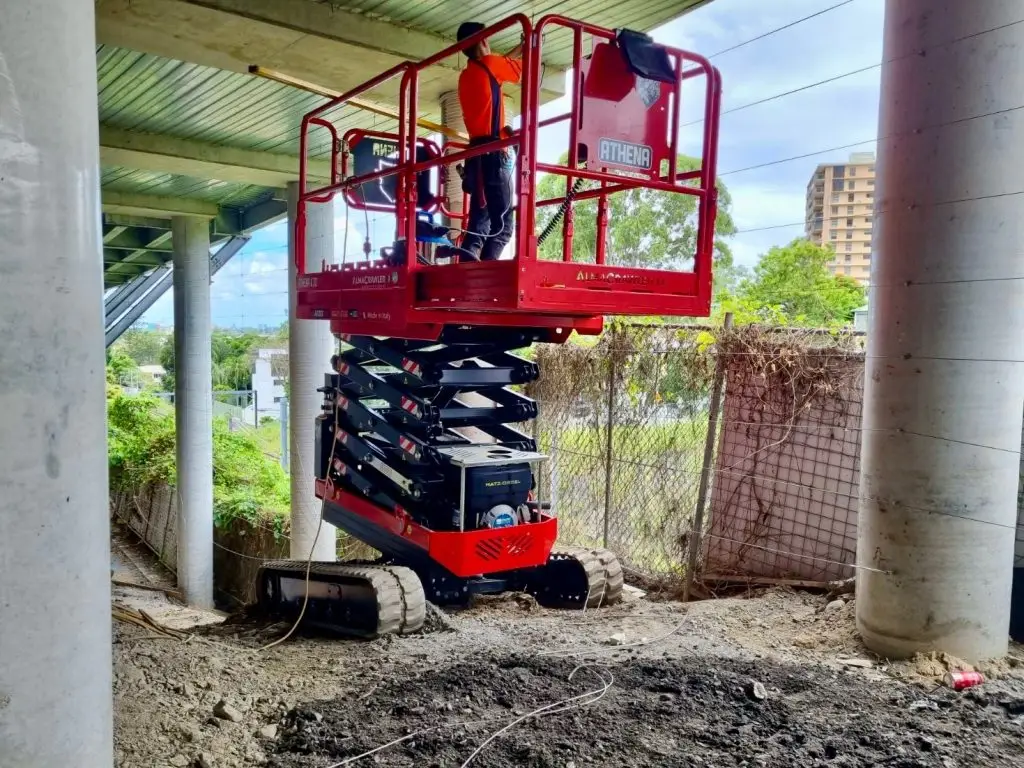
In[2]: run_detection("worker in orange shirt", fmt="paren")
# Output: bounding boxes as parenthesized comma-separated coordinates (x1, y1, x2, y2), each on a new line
(455, 21, 523, 261)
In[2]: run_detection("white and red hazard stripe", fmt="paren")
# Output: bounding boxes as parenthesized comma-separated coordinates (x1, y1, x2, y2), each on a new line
(334, 427, 349, 444)
(335, 394, 349, 409)
(340, 333, 352, 343)
(400, 357, 422, 377)
(339, 362, 350, 376)
(399, 396, 421, 418)
(398, 436, 418, 457)
(331, 458, 347, 475)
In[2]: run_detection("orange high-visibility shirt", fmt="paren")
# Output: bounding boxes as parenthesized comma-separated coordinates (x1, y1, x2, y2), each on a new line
(457, 54, 523, 140)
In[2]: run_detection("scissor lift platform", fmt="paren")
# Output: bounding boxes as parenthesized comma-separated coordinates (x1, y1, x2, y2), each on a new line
(294, 14, 722, 341)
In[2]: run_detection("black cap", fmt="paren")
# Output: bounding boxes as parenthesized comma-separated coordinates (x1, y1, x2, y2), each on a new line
(457, 21, 485, 42)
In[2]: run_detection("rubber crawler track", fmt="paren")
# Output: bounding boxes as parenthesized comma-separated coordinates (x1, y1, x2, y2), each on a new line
(258, 561, 426, 637)
(590, 548, 624, 606)
(541, 548, 607, 609)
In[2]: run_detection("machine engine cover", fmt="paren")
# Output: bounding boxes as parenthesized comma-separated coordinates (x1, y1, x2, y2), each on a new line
(446, 462, 532, 529)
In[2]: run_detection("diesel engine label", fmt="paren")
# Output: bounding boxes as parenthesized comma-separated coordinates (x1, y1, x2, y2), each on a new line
(598, 138, 653, 170)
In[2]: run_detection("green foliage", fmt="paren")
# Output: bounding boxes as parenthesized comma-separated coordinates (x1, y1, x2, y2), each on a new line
(160, 328, 287, 393)
(107, 389, 288, 534)
(107, 391, 176, 487)
(211, 419, 289, 534)
(106, 350, 140, 385)
(732, 238, 866, 327)
(113, 328, 170, 366)
(159, 339, 176, 391)
(534, 153, 738, 278)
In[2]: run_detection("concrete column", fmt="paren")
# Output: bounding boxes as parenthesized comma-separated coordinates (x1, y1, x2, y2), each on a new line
(440, 91, 465, 219)
(0, 1, 113, 764)
(857, 0, 1024, 662)
(287, 182, 337, 560)
(172, 216, 214, 608)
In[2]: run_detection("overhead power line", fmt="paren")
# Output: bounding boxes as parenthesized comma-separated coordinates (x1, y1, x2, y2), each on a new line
(708, 0, 859, 59)
(685, 16, 1024, 127)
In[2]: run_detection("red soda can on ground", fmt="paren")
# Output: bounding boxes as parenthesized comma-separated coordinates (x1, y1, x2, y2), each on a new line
(944, 670, 984, 690)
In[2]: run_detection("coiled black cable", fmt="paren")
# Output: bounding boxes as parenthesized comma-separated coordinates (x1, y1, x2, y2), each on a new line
(536, 177, 588, 246)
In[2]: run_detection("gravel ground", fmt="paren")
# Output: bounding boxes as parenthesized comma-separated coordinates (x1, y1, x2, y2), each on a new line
(112, 587, 1024, 768)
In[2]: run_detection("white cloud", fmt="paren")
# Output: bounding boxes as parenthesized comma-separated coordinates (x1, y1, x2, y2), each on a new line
(243, 280, 271, 294)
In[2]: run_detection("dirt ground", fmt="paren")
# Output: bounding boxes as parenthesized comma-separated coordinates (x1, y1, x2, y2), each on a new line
(111, 551, 1024, 768)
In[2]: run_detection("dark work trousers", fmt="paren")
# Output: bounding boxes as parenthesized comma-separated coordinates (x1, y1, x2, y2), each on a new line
(461, 150, 514, 261)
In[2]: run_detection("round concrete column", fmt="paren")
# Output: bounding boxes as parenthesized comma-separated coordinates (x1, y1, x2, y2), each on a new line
(287, 182, 338, 561)
(173, 215, 215, 609)
(0, 1, 113, 763)
(440, 91, 466, 221)
(857, 0, 1024, 662)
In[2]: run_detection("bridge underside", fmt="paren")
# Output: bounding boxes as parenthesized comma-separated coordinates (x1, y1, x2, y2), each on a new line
(95, 0, 711, 288)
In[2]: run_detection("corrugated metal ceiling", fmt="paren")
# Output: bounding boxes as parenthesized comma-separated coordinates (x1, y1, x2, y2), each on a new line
(98, 0, 708, 286)
(313, 0, 706, 65)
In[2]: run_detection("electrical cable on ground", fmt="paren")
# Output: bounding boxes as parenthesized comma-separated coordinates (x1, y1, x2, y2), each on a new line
(323, 665, 615, 768)
(458, 665, 614, 768)
(258, 396, 340, 652)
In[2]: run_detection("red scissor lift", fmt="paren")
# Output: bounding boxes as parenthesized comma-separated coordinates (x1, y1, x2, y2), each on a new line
(258, 15, 723, 637)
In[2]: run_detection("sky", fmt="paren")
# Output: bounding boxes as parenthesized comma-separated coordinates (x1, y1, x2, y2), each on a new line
(140, 0, 884, 329)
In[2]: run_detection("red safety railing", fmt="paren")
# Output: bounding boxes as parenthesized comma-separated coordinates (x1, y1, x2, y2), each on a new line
(294, 13, 722, 327)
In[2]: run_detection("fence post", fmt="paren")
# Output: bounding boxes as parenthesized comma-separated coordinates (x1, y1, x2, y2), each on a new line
(532, 416, 543, 500)
(550, 430, 559, 516)
(683, 312, 733, 601)
(602, 325, 618, 549)
(280, 397, 289, 471)
(254, 388, 259, 428)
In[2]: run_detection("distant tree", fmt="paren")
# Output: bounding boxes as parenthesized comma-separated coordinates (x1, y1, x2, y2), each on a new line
(107, 350, 139, 385)
(114, 328, 169, 366)
(733, 238, 865, 327)
(159, 328, 282, 392)
(159, 339, 176, 392)
(534, 154, 738, 286)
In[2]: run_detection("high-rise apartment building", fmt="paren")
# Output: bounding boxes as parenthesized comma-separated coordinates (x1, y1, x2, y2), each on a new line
(805, 152, 876, 283)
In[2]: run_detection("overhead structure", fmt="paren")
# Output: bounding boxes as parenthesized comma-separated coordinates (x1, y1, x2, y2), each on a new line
(92, 0, 711, 289)
(105, 235, 248, 346)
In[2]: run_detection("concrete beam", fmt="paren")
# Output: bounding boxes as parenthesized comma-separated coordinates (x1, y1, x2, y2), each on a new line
(96, 0, 454, 105)
(103, 213, 171, 231)
(103, 225, 128, 244)
(102, 191, 219, 219)
(104, 250, 165, 267)
(103, 226, 173, 252)
(238, 195, 288, 232)
(95, 0, 564, 109)
(99, 126, 330, 187)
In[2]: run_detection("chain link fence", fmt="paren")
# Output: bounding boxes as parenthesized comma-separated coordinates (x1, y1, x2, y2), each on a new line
(528, 324, 717, 574)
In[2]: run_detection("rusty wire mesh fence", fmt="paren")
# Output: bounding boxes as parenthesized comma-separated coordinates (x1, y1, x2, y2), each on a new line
(702, 330, 866, 584)
(527, 323, 871, 586)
